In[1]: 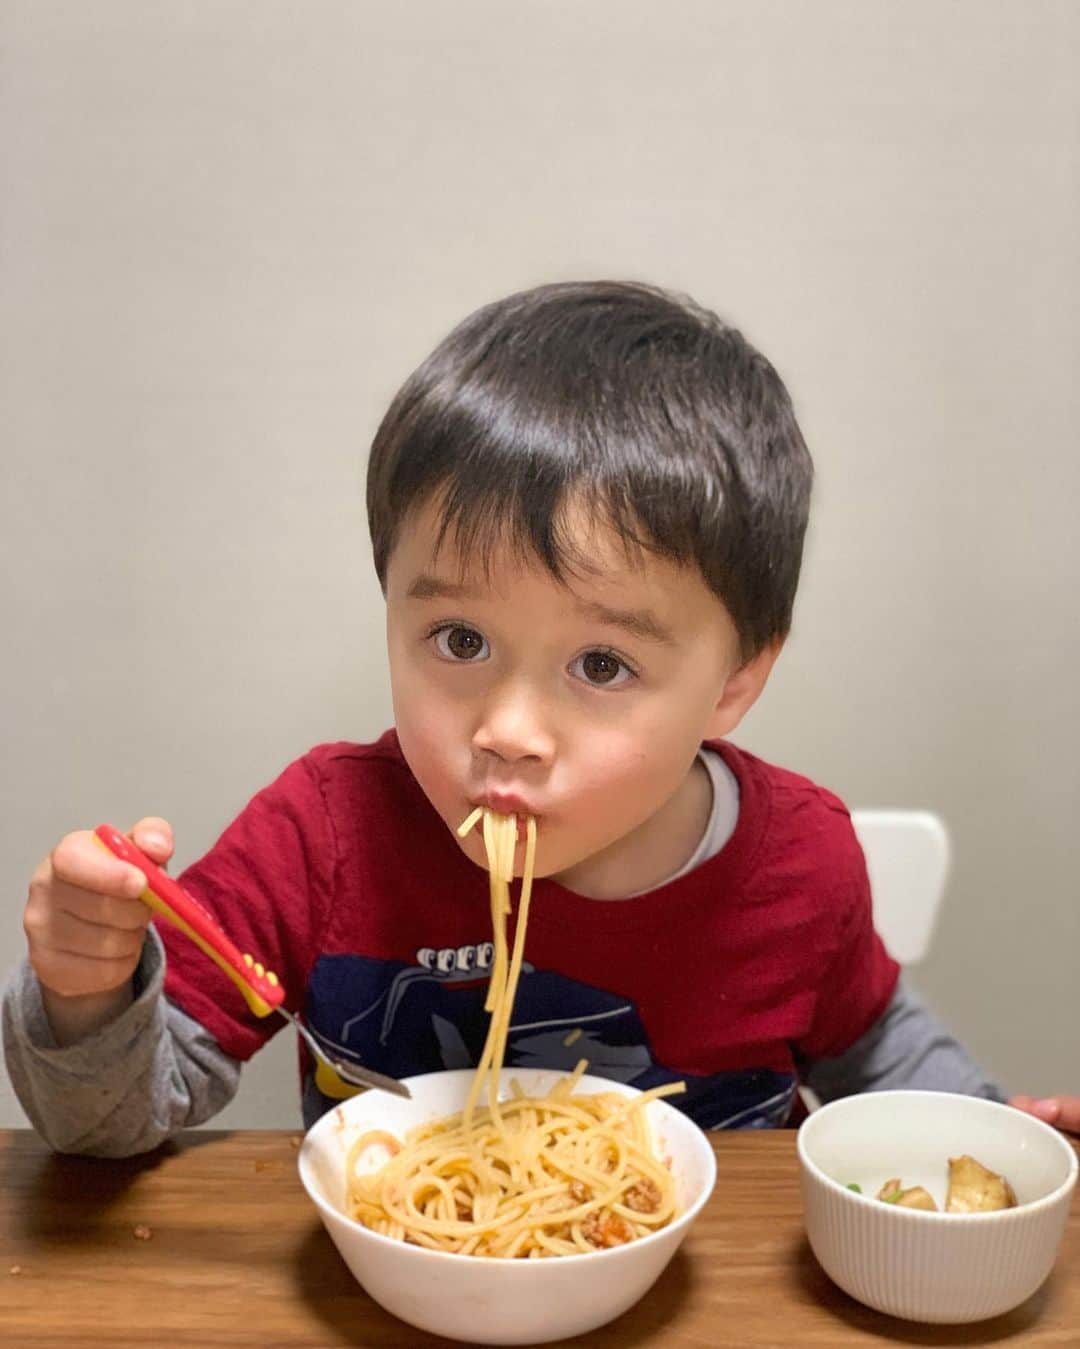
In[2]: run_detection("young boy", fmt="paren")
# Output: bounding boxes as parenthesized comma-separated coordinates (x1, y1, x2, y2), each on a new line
(4, 281, 1075, 1155)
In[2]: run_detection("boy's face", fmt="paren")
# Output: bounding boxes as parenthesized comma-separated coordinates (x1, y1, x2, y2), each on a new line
(384, 497, 772, 898)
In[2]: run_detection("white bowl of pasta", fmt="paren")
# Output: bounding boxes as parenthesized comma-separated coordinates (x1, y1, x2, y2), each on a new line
(298, 1066, 717, 1345)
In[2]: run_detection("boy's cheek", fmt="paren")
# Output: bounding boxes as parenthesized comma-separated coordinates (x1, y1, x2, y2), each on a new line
(394, 705, 471, 822)
(390, 667, 453, 746)
(559, 742, 673, 826)
(570, 721, 676, 786)
(395, 713, 451, 790)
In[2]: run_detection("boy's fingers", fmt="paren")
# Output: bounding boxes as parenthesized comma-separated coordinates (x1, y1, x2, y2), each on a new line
(1008, 1093, 1056, 1121)
(47, 832, 147, 900)
(50, 883, 152, 933)
(34, 907, 147, 962)
(129, 817, 174, 867)
(1044, 1096, 1080, 1136)
(1009, 1094, 1080, 1135)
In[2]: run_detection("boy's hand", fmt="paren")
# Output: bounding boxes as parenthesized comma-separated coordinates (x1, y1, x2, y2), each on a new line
(24, 818, 174, 1045)
(1009, 1094, 1080, 1137)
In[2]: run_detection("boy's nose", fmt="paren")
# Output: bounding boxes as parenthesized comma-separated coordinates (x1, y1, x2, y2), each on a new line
(471, 683, 555, 764)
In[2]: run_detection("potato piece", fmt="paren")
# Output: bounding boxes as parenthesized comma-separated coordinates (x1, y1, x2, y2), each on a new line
(945, 1154, 1017, 1213)
(874, 1178, 937, 1210)
(894, 1186, 937, 1211)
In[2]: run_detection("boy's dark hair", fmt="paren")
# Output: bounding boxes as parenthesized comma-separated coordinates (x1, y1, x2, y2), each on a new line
(367, 281, 812, 659)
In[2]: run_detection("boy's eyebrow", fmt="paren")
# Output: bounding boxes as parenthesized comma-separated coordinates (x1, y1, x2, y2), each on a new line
(405, 574, 675, 644)
(578, 602, 675, 645)
(405, 574, 473, 601)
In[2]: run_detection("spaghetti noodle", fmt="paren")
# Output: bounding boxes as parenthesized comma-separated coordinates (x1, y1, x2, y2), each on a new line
(344, 808, 684, 1257)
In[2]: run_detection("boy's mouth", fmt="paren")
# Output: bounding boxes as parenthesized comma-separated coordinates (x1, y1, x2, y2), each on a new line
(466, 795, 541, 842)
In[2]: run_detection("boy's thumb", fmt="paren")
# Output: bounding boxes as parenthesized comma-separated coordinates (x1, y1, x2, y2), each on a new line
(129, 817, 175, 867)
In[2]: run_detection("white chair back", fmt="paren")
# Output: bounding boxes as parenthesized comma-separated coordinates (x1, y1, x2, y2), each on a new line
(850, 809, 950, 966)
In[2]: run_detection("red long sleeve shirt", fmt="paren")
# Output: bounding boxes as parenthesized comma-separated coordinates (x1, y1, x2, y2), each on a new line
(164, 731, 899, 1129)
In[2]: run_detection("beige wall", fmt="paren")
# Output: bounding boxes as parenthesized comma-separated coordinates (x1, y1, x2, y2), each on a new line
(3, 1, 1076, 1130)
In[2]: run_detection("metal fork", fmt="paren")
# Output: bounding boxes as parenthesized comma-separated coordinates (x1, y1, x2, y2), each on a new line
(277, 1007, 411, 1098)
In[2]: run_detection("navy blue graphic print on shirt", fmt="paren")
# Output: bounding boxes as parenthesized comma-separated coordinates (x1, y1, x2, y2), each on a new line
(301, 953, 796, 1132)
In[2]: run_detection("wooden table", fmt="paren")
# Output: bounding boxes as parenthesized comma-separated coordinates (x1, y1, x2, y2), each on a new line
(2, 1129, 1077, 1347)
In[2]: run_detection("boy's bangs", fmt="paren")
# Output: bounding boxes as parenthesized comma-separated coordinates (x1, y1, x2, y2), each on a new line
(399, 375, 711, 590)
(428, 463, 673, 593)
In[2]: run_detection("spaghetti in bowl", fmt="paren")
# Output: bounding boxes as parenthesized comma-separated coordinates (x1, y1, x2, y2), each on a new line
(299, 1066, 717, 1345)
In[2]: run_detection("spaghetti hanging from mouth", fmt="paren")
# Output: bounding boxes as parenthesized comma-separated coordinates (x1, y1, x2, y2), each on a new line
(343, 807, 684, 1257)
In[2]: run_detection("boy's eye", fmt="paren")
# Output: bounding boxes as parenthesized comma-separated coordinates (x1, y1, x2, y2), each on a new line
(571, 649, 635, 687)
(433, 624, 489, 662)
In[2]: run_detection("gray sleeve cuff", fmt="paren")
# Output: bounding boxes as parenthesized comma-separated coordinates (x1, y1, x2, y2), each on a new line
(6, 923, 167, 1061)
(3, 927, 241, 1156)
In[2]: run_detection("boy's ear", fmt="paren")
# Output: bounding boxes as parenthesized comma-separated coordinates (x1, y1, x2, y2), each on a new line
(704, 640, 783, 740)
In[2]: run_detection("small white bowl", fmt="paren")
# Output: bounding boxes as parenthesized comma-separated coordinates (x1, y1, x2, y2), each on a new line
(798, 1090, 1077, 1323)
(299, 1067, 716, 1345)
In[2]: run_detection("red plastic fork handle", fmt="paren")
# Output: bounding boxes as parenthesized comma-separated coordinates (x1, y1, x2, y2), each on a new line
(93, 823, 285, 1017)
